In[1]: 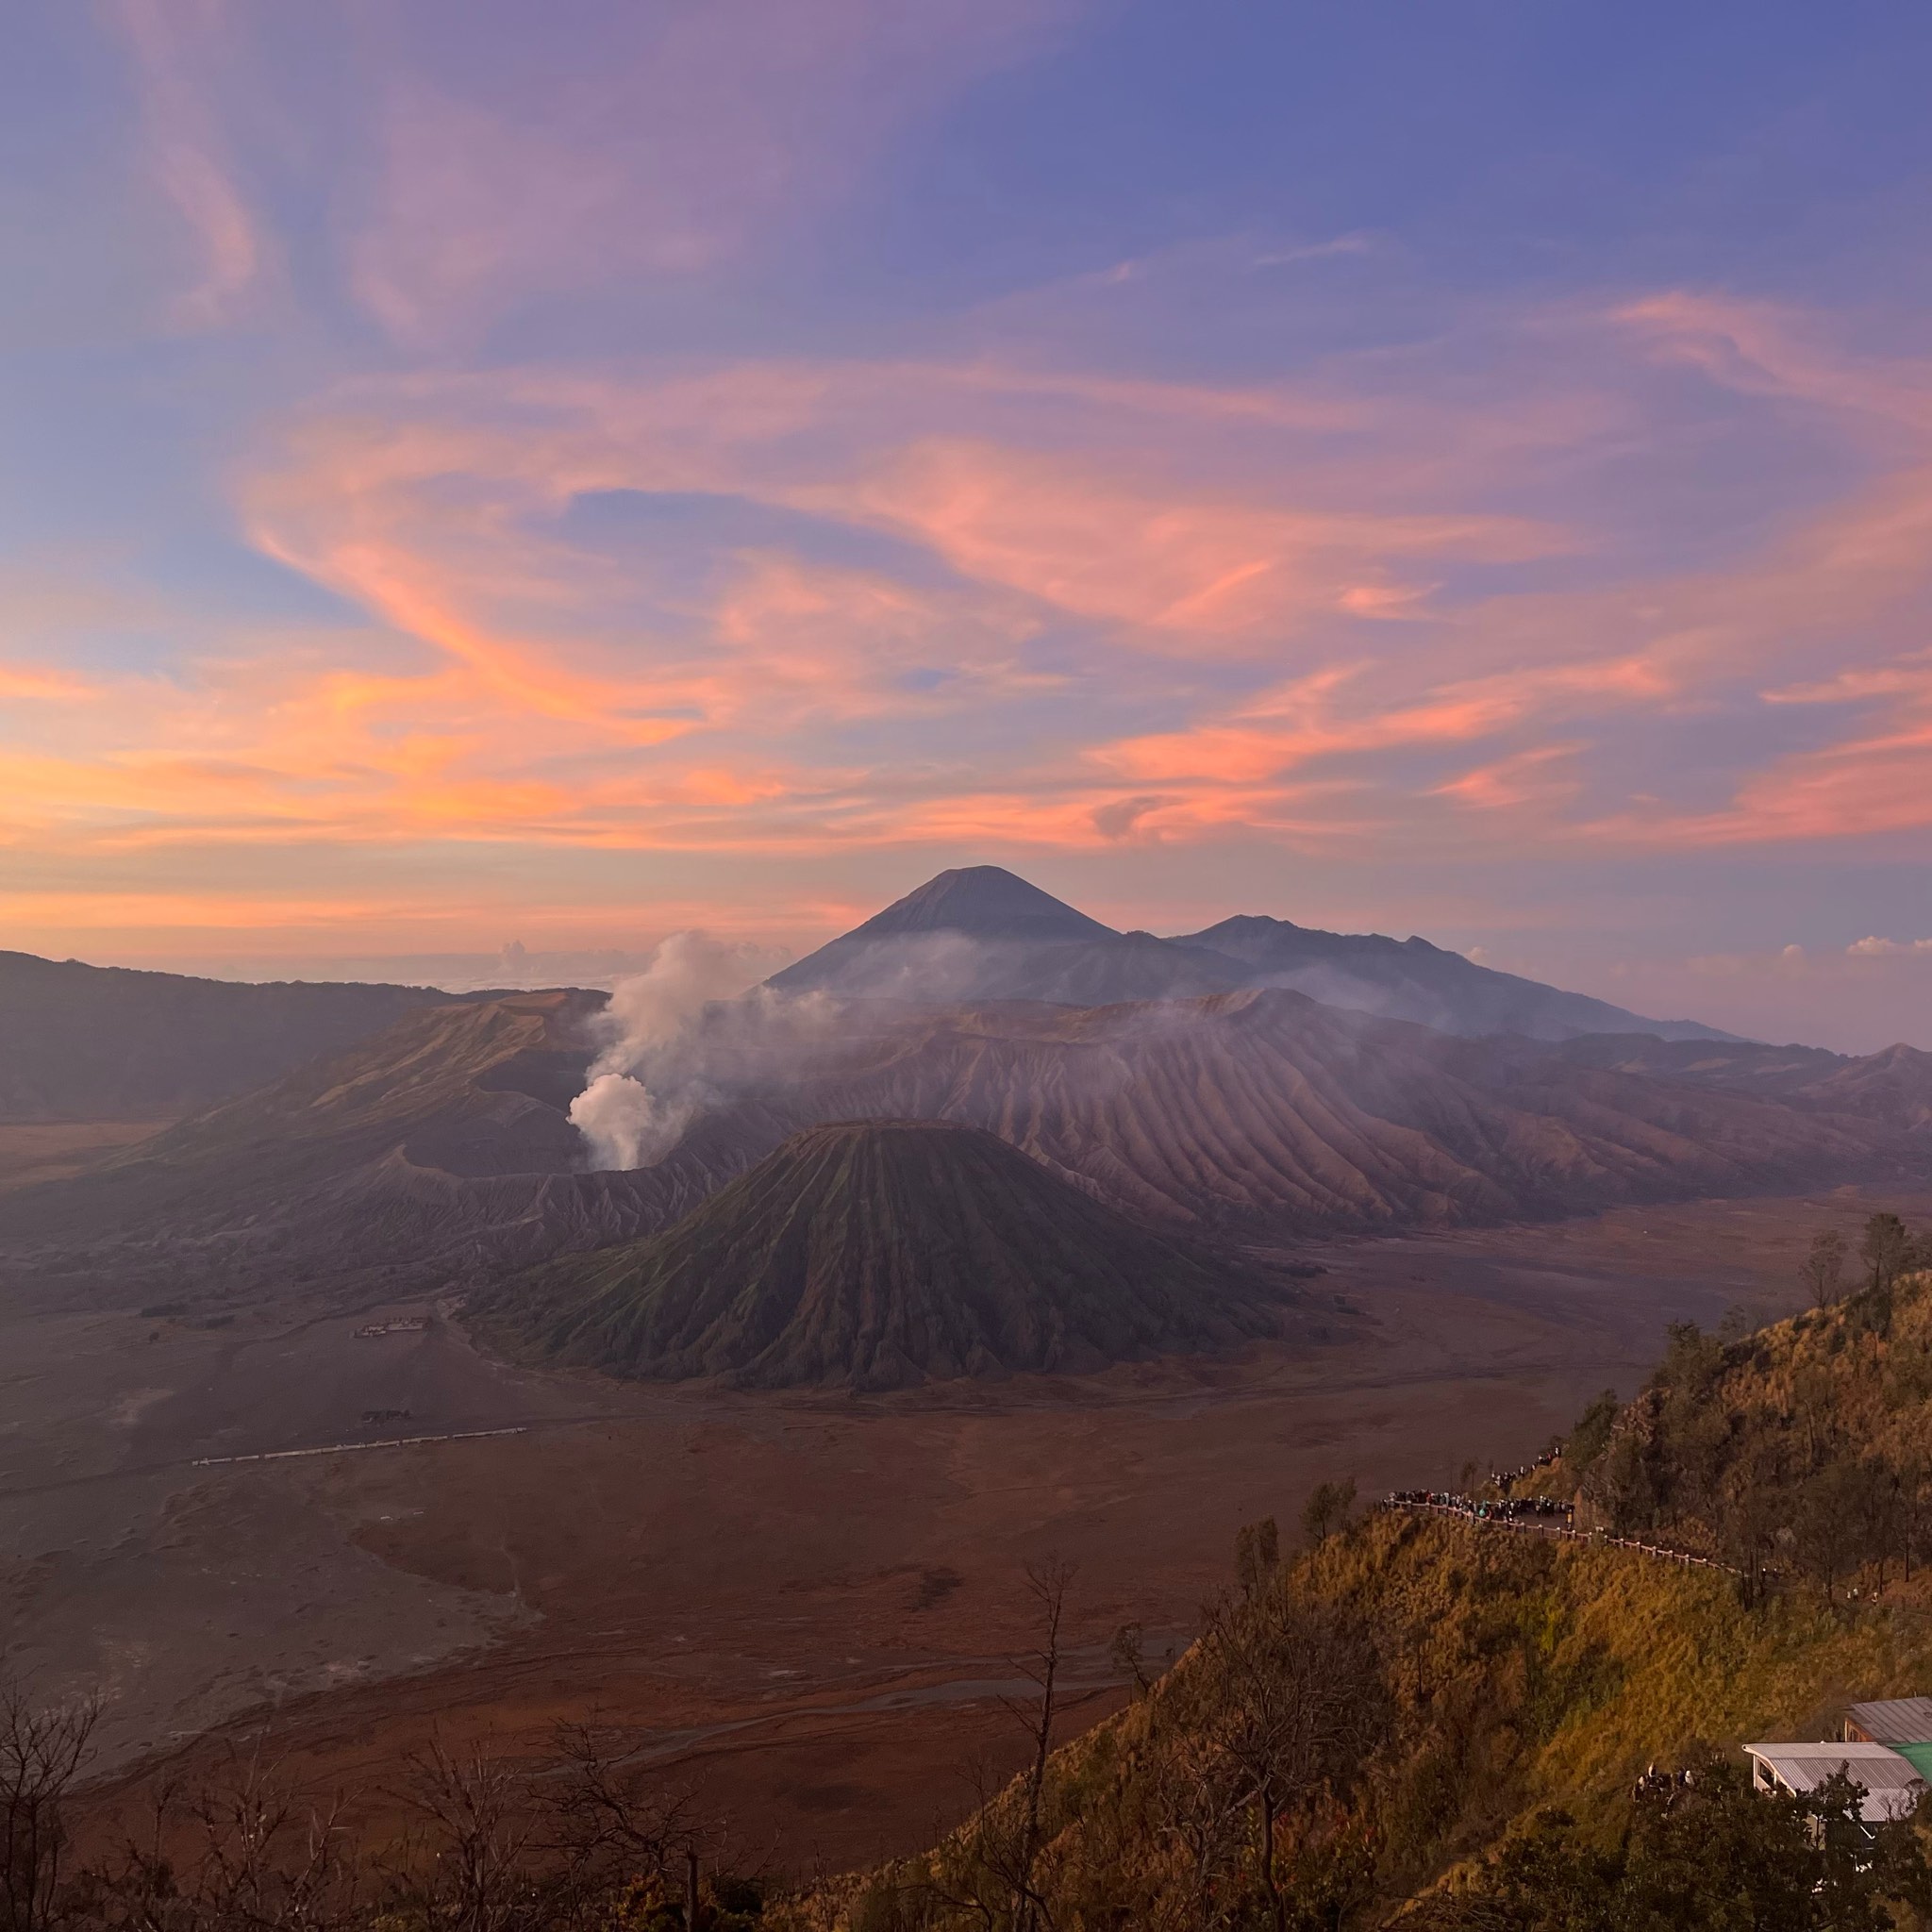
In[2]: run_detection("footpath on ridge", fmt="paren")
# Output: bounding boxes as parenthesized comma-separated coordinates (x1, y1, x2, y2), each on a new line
(1380, 1493, 1738, 1574)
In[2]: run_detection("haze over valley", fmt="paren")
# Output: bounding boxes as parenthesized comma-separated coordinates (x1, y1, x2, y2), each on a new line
(8, 6, 1932, 1924)
(5, 864, 1932, 1890)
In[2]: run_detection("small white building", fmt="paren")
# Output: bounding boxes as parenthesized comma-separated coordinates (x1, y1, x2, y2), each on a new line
(1743, 1740, 1926, 1824)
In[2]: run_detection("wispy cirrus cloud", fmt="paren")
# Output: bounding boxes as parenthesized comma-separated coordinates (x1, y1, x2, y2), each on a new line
(18, 291, 1932, 891)
(109, 0, 270, 328)
(102, 0, 1083, 349)
(346, 0, 1083, 345)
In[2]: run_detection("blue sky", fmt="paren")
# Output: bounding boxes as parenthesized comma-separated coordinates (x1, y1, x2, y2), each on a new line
(2, 1, 1931, 1048)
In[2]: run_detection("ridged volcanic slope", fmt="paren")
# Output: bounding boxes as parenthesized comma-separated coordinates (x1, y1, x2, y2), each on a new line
(8, 989, 1922, 1307)
(491, 1120, 1292, 1389)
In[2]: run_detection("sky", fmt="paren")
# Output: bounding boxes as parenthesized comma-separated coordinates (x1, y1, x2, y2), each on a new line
(3, 1, 1932, 1051)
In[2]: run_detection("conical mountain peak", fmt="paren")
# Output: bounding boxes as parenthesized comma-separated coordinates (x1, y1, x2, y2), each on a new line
(848, 866, 1116, 943)
(488, 1119, 1288, 1389)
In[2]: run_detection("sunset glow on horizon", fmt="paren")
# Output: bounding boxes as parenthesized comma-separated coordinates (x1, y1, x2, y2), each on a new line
(4, 2, 1932, 1049)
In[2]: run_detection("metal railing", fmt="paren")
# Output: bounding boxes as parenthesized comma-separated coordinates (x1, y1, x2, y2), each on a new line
(1380, 1497, 1738, 1574)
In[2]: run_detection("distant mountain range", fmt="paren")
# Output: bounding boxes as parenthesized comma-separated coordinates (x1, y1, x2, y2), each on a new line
(768, 867, 1735, 1042)
(0, 951, 468, 1123)
(3, 870, 1733, 1128)
(7, 866, 1926, 1329)
(9, 975, 1924, 1310)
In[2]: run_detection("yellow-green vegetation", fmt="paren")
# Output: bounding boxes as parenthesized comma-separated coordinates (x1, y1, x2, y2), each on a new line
(779, 1235, 1932, 1930)
(778, 1510, 1932, 1929)
(1569, 1228, 1932, 1595)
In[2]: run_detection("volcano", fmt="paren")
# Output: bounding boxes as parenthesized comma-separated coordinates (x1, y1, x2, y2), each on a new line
(487, 1119, 1294, 1389)
(1169, 915, 1734, 1043)
(765, 865, 1733, 1037)
(805, 865, 1114, 944)
(763, 865, 1250, 1006)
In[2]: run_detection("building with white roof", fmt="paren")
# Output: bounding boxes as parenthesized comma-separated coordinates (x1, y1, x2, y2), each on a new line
(1744, 1740, 1926, 1824)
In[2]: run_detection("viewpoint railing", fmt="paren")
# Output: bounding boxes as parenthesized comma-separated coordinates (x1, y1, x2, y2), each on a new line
(1380, 1496, 1738, 1574)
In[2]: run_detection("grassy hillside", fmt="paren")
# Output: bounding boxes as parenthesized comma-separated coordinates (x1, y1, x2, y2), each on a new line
(1562, 1217, 1932, 1595)
(485, 1120, 1298, 1389)
(779, 1500, 1932, 1930)
(777, 1257, 1932, 1929)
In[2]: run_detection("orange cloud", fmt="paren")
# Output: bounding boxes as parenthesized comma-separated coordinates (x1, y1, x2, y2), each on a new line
(13, 290, 1932, 957)
(0, 663, 95, 701)
(1096, 655, 1671, 789)
(1591, 717, 1932, 848)
(850, 438, 1557, 647)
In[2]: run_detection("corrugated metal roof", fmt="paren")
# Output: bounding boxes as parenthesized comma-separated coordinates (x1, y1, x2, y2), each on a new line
(1745, 1742, 1925, 1822)
(1847, 1697, 1932, 1743)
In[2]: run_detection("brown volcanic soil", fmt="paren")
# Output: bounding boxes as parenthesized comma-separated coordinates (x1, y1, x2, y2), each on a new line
(22, 1183, 1926, 1876)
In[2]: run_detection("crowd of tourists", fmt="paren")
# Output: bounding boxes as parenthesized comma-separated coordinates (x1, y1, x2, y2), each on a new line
(1383, 1490, 1574, 1525)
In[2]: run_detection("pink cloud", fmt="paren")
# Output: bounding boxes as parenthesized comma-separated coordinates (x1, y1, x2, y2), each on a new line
(848, 438, 1557, 647)
(347, 0, 1080, 345)
(110, 0, 270, 328)
(1430, 742, 1585, 811)
(15, 288, 1932, 954)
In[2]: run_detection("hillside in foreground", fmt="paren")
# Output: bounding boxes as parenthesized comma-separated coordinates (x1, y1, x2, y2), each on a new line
(777, 1246, 1932, 1929)
(782, 1502, 1932, 1932)
(1554, 1212, 1932, 1592)
(485, 1120, 1300, 1388)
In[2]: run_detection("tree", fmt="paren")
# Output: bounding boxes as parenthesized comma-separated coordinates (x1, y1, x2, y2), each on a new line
(1195, 1590, 1388, 1932)
(0, 1683, 97, 1932)
(1008, 1557, 1074, 1932)
(1790, 1459, 1890, 1598)
(1562, 1392, 1619, 1477)
(395, 1738, 542, 1932)
(1299, 1482, 1356, 1552)
(1801, 1228, 1848, 1307)
(1236, 1519, 1280, 1597)
(1861, 1213, 1914, 1294)
(928, 1557, 1079, 1932)
(544, 1720, 713, 1916)
(92, 1740, 361, 1932)
(1407, 1756, 1932, 1930)
(1143, 1730, 1250, 1932)
(1109, 1623, 1156, 1701)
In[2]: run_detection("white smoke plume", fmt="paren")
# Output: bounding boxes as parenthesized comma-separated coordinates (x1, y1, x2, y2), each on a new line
(568, 1072, 693, 1174)
(566, 926, 1134, 1172)
(568, 931, 790, 1171)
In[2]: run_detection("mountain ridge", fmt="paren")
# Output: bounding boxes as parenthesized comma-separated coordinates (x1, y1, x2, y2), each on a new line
(1171, 912, 1736, 1043)
(0, 951, 475, 1123)
(8, 983, 1922, 1307)
(767, 865, 1737, 1042)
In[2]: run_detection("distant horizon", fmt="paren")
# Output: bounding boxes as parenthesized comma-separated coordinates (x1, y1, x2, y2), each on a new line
(5, 6, 1929, 1054)
(15, 859, 1924, 1057)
